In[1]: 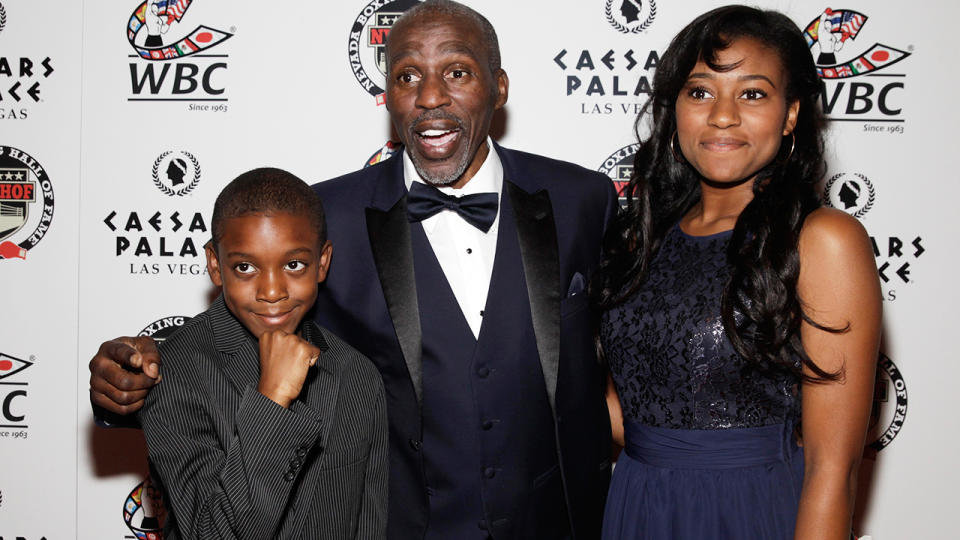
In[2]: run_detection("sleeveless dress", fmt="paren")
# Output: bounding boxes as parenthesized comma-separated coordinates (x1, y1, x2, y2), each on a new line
(599, 224, 804, 540)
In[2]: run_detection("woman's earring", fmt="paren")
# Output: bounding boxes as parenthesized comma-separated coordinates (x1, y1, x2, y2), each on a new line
(779, 132, 795, 164)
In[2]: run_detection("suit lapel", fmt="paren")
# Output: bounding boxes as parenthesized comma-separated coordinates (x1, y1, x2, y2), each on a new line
(503, 166, 561, 416)
(366, 155, 423, 408)
(209, 295, 263, 397)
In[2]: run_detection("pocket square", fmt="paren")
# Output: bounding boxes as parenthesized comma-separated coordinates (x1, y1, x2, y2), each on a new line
(567, 271, 586, 297)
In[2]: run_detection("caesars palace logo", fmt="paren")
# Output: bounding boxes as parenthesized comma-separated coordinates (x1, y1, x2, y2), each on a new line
(152, 150, 201, 197)
(822, 170, 925, 302)
(555, 1, 660, 115)
(348, 0, 422, 105)
(0, 146, 54, 261)
(103, 151, 209, 276)
(605, 0, 656, 35)
(126, 0, 233, 105)
(823, 172, 875, 219)
(1, 1, 55, 120)
(805, 7, 912, 124)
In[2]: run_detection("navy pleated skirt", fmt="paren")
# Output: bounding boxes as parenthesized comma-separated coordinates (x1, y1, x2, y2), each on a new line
(602, 421, 804, 540)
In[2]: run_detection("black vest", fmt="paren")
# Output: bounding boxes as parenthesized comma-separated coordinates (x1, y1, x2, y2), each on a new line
(410, 190, 561, 539)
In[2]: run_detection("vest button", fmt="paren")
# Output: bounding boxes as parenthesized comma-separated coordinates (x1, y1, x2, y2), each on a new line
(482, 420, 495, 430)
(409, 439, 422, 451)
(483, 467, 496, 479)
(477, 366, 490, 378)
(283, 471, 295, 482)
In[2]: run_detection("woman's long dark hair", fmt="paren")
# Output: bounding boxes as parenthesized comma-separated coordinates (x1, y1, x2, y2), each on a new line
(594, 5, 840, 381)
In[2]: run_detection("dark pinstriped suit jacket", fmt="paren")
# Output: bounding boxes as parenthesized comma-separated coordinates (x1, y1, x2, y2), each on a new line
(140, 296, 388, 539)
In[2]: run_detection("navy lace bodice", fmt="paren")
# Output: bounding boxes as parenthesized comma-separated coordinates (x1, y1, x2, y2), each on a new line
(600, 224, 799, 429)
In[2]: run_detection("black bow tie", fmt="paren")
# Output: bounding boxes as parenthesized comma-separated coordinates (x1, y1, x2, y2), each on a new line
(406, 181, 499, 233)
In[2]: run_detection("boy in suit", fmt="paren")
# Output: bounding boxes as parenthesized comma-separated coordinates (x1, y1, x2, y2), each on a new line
(139, 168, 387, 539)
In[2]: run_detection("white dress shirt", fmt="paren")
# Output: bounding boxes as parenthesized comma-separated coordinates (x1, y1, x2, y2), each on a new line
(403, 138, 503, 339)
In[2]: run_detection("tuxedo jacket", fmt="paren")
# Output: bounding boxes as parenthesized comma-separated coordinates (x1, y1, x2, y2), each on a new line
(313, 143, 617, 539)
(140, 296, 388, 539)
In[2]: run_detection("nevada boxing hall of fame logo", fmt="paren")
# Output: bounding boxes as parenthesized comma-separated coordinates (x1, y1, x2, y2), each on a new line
(116, 315, 191, 540)
(865, 353, 907, 456)
(348, 0, 422, 106)
(598, 144, 638, 207)
(0, 146, 54, 261)
(804, 7, 912, 125)
(126, 0, 234, 106)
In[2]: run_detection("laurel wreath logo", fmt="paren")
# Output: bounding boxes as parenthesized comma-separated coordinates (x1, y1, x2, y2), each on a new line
(824, 172, 875, 219)
(152, 151, 201, 197)
(605, 0, 656, 34)
(0, 3, 7, 34)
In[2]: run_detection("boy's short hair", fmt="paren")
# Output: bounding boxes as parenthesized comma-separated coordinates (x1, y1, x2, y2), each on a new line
(211, 167, 326, 248)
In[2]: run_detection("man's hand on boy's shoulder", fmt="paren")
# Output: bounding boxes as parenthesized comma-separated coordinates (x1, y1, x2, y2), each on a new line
(89, 336, 162, 416)
(257, 331, 321, 410)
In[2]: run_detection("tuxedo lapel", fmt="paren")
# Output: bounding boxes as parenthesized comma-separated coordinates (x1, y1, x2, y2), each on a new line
(365, 157, 423, 407)
(503, 179, 561, 416)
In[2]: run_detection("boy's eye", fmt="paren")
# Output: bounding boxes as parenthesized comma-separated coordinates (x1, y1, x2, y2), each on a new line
(234, 262, 255, 274)
(285, 260, 307, 271)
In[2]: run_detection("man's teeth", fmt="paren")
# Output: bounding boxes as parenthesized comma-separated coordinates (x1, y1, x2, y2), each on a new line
(420, 129, 453, 137)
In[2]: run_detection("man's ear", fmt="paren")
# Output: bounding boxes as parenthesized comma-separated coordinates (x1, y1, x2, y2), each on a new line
(494, 68, 509, 110)
(316, 240, 333, 284)
(205, 241, 223, 287)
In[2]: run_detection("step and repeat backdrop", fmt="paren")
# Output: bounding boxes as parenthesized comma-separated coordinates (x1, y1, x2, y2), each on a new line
(1, 0, 956, 538)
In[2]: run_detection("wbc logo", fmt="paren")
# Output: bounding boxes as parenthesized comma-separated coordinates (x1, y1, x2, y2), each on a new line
(127, 0, 231, 61)
(127, 1, 234, 102)
(804, 8, 910, 79)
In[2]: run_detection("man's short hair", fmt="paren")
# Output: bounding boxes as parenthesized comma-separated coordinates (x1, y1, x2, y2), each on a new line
(389, 0, 501, 73)
(211, 167, 326, 248)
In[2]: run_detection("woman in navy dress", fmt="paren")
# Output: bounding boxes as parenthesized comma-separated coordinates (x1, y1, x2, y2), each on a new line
(594, 6, 881, 539)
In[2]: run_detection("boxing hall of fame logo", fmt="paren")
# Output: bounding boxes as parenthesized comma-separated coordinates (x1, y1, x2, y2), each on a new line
(348, 0, 422, 105)
(126, 1, 234, 103)
(823, 172, 875, 219)
(598, 144, 638, 207)
(152, 150, 201, 197)
(866, 353, 907, 454)
(605, 0, 656, 34)
(0, 146, 54, 261)
(119, 315, 190, 539)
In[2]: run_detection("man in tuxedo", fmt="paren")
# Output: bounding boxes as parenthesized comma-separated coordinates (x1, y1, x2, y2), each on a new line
(90, 1, 615, 538)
